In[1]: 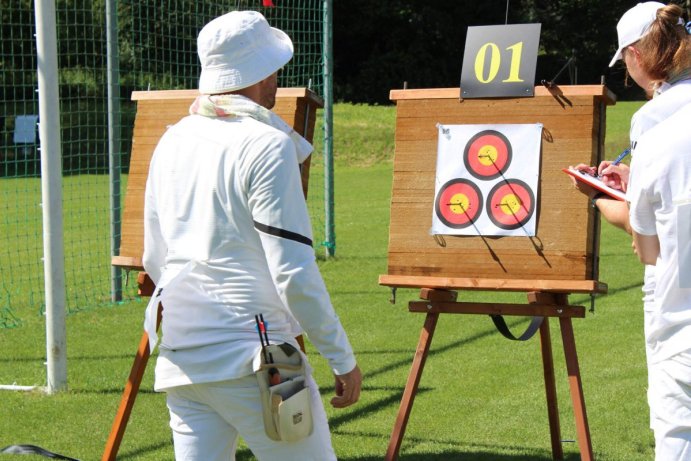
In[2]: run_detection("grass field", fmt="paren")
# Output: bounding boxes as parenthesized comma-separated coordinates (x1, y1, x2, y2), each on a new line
(0, 101, 655, 460)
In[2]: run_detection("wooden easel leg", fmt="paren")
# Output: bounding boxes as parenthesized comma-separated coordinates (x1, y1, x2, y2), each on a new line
(385, 312, 439, 461)
(102, 298, 161, 461)
(101, 331, 152, 461)
(539, 317, 564, 460)
(296, 334, 306, 353)
(529, 291, 565, 460)
(559, 317, 594, 461)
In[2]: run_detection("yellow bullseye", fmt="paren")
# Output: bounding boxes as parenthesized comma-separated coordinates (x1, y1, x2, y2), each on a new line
(499, 194, 522, 215)
(449, 193, 470, 214)
(477, 145, 498, 166)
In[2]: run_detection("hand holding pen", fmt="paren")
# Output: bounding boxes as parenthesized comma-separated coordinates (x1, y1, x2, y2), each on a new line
(598, 148, 630, 191)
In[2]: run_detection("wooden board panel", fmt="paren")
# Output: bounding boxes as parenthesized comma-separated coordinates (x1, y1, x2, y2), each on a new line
(379, 274, 607, 294)
(383, 86, 613, 288)
(115, 88, 323, 270)
(389, 85, 616, 102)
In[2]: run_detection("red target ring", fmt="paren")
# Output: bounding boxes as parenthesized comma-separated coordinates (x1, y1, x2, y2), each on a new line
(486, 179, 535, 230)
(463, 130, 512, 180)
(435, 179, 483, 228)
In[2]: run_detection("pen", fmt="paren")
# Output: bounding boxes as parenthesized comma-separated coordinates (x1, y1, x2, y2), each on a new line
(611, 148, 630, 166)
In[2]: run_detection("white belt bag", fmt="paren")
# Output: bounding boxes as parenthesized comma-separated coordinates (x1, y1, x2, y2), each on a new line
(254, 342, 313, 442)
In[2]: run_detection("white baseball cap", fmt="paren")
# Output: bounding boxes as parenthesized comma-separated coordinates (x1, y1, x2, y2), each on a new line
(197, 11, 294, 94)
(609, 2, 665, 67)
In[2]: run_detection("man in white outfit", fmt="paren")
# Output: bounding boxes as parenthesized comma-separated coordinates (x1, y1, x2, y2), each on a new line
(142, 10, 362, 461)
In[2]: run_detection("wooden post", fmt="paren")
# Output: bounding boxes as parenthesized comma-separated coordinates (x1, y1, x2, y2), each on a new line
(529, 291, 564, 460)
(560, 316, 593, 460)
(539, 318, 564, 460)
(385, 312, 439, 461)
(102, 300, 160, 461)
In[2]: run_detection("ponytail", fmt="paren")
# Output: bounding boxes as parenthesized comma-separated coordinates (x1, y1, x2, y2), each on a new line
(636, 4, 691, 82)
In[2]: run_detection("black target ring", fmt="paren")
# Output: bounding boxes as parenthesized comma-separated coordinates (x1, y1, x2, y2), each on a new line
(463, 130, 513, 180)
(435, 178, 483, 229)
(486, 179, 535, 230)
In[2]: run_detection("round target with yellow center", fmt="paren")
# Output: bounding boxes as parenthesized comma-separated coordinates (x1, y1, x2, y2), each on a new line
(435, 178, 483, 228)
(463, 130, 512, 180)
(486, 179, 535, 230)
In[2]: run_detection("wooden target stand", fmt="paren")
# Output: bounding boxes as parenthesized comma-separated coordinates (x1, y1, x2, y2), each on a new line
(381, 86, 615, 460)
(102, 88, 322, 461)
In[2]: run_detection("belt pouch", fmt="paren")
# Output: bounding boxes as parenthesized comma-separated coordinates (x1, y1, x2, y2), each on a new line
(255, 342, 313, 442)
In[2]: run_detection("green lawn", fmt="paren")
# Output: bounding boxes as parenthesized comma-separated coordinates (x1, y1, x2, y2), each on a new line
(0, 101, 654, 460)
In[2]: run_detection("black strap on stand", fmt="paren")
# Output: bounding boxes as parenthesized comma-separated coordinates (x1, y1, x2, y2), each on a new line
(490, 315, 544, 341)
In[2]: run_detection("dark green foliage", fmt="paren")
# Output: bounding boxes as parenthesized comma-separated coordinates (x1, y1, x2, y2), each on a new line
(334, 0, 689, 104)
(2, 1, 688, 176)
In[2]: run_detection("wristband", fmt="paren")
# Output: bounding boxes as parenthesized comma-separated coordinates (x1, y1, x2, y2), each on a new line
(591, 192, 606, 208)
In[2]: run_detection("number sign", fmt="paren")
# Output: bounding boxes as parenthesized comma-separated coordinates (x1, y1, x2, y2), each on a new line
(460, 24, 541, 99)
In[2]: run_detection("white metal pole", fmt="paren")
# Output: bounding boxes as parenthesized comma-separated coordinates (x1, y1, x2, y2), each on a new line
(106, 0, 122, 301)
(34, 0, 68, 394)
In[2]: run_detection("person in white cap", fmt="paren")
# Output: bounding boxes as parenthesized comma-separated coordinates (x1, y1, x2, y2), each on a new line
(142, 10, 362, 461)
(572, 2, 691, 459)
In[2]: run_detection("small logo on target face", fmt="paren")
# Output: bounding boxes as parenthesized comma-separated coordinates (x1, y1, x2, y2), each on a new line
(435, 178, 483, 228)
(292, 412, 303, 425)
(486, 179, 535, 230)
(463, 130, 513, 180)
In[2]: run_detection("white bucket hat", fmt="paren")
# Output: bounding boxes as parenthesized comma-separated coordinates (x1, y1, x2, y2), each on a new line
(609, 2, 665, 67)
(197, 11, 294, 94)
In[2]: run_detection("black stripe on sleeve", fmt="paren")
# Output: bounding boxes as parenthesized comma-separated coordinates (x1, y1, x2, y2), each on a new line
(253, 220, 313, 247)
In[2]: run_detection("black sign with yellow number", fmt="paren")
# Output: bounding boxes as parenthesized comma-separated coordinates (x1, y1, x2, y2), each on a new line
(460, 24, 541, 99)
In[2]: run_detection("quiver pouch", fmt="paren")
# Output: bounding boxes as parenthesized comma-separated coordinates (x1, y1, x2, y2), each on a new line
(255, 342, 313, 442)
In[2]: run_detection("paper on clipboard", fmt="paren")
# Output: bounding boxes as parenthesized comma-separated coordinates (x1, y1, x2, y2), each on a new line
(562, 167, 626, 201)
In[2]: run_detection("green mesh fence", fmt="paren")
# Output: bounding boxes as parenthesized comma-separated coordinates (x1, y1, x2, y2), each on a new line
(0, 0, 327, 327)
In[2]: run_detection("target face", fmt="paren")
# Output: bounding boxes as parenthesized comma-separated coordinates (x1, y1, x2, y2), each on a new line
(435, 179, 483, 228)
(486, 179, 535, 230)
(463, 130, 512, 180)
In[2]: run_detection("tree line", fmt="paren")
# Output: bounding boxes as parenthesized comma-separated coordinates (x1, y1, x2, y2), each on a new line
(3, 0, 690, 107)
(3, 0, 690, 174)
(333, 0, 691, 104)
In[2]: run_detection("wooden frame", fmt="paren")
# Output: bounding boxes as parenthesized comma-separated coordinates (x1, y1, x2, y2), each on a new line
(386, 85, 615, 283)
(381, 85, 615, 461)
(112, 88, 323, 271)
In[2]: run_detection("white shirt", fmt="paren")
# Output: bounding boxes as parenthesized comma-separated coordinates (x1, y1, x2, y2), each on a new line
(628, 102, 691, 363)
(630, 80, 691, 147)
(629, 79, 691, 308)
(143, 108, 356, 390)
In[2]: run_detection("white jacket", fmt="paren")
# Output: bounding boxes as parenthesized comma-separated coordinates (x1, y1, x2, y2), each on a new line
(143, 106, 355, 390)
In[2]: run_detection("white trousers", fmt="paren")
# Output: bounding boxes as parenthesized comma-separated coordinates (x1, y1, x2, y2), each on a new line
(649, 349, 691, 461)
(165, 374, 337, 461)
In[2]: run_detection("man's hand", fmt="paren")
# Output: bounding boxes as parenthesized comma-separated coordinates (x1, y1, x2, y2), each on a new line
(330, 365, 362, 409)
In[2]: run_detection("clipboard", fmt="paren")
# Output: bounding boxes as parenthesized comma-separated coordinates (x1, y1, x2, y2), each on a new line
(562, 167, 626, 201)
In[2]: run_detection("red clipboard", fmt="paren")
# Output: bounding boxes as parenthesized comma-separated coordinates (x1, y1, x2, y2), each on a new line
(562, 167, 626, 201)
